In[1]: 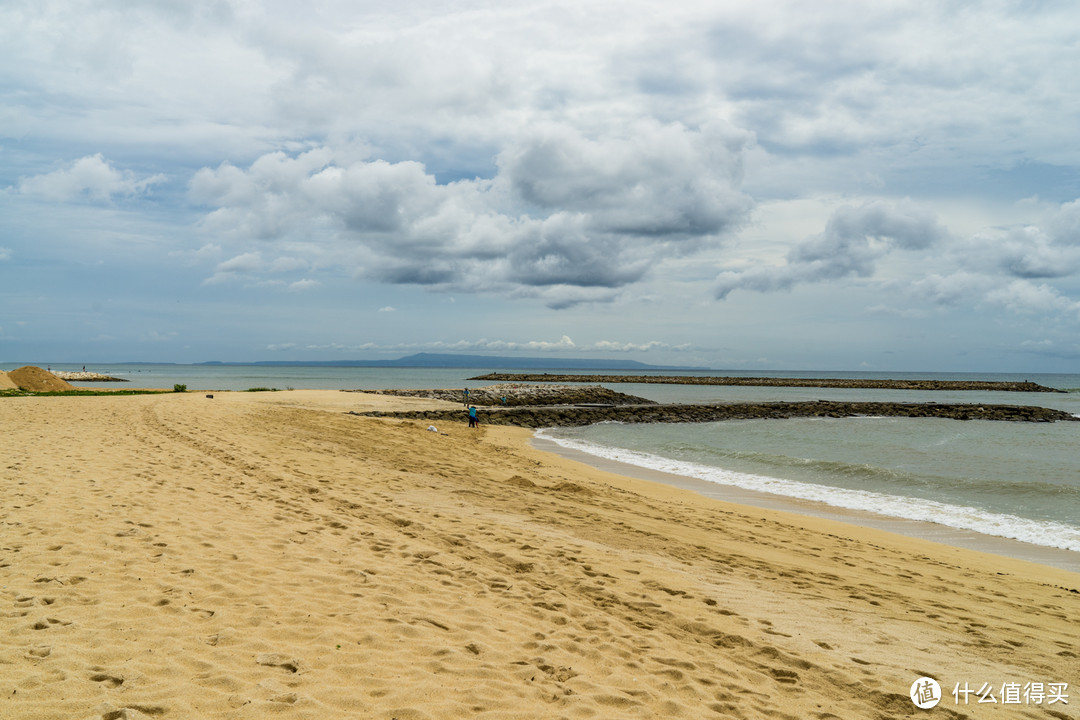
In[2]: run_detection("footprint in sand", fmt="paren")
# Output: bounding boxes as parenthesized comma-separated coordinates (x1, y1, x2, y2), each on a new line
(270, 692, 299, 704)
(98, 703, 167, 719)
(769, 668, 799, 684)
(256, 653, 301, 673)
(89, 668, 124, 688)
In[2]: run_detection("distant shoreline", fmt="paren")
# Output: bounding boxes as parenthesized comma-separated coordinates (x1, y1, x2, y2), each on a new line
(469, 373, 1065, 393)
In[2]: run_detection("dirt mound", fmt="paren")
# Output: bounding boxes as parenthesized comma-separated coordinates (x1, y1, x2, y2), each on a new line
(0, 370, 18, 390)
(7, 366, 76, 392)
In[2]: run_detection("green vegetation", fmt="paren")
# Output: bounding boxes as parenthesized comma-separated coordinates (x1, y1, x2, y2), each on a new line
(174, 383, 187, 392)
(245, 387, 280, 392)
(0, 388, 172, 398)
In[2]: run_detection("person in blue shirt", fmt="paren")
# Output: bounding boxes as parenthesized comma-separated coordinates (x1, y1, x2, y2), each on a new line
(468, 405, 478, 428)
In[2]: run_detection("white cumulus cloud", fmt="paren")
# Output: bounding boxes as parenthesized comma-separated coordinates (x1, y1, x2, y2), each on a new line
(189, 123, 754, 307)
(288, 279, 320, 292)
(18, 154, 165, 202)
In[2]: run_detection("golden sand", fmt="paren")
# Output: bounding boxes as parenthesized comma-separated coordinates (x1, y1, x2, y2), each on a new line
(1, 390, 1077, 719)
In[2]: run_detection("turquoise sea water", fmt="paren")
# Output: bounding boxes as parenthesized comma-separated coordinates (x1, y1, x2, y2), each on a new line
(18, 363, 1080, 556)
(539, 416, 1080, 553)
(533, 372, 1080, 556)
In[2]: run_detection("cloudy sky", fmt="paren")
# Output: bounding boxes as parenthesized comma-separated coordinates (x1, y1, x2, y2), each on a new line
(3, 0, 1080, 371)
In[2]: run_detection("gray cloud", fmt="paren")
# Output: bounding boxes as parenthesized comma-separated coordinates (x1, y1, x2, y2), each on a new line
(715, 193, 1080, 333)
(907, 272, 994, 308)
(1047, 199, 1080, 243)
(500, 121, 753, 238)
(190, 120, 754, 307)
(879, 196, 1080, 322)
(502, 215, 649, 289)
(716, 200, 948, 298)
(992, 226, 1080, 279)
(989, 200, 1080, 279)
(985, 279, 1080, 318)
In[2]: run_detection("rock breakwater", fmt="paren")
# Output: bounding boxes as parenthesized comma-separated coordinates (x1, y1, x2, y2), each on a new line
(351, 401, 1078, 428)
(469, 373, 1064, 393)
(52, 371, 128, 382)
(350, 383, 655, 406)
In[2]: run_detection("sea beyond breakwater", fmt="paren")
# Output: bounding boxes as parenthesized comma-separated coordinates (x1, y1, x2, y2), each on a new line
(352, 399, 1078, 428)
(469, 373, 1064, 392)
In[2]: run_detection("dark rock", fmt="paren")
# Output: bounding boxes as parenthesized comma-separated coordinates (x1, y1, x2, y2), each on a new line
(467, 373, 1064, 393)
(349, 383, 655, 406)
(348, 401, 1078, 428)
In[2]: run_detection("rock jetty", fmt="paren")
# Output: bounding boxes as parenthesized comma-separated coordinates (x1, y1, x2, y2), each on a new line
(469, 373, 1064, 393)
(350, 384, 655, 406)
(352, 401, 1078, 428)
(52, 371, 128, 382)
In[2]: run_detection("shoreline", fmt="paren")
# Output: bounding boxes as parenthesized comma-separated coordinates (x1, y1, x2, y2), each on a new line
(532, 434, 1080, 574)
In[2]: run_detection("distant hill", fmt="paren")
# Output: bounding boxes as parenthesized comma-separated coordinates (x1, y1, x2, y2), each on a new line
(201, 353, 708, 371)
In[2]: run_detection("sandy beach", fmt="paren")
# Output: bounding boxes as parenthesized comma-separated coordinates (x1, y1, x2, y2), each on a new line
(2, 390, 1077, 719)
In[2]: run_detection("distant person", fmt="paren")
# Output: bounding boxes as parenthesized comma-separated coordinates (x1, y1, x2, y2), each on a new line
(463, 388, 470, 407)
(468, 405, 478, 428)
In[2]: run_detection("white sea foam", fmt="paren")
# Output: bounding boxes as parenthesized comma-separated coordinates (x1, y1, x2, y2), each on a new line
(536, 430, 1080, 553)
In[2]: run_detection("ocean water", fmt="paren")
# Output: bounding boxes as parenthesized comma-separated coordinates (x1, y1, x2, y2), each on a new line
(537, 417, 1080, 554)
(30, 363, 512, 392)
(24, 363, 1080, 557)
(532, 372, 1080, 556)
